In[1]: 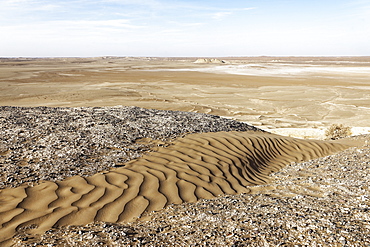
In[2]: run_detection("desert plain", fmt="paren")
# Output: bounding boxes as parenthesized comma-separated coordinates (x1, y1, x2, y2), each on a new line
(1, 56, 370, 136)
(0, 57, 369, 246)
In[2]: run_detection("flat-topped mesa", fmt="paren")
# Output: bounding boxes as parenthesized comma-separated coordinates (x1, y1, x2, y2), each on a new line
(0, 131, 350, 246)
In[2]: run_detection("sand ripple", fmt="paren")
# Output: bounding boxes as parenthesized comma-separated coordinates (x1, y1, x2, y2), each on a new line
(0, 131, 349, 245)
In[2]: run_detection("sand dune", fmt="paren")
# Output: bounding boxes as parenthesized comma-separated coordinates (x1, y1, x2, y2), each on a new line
(0, 131, 350, 245)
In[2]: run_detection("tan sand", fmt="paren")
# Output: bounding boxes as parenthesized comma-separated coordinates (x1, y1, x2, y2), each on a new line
(0, 131, 350, 245)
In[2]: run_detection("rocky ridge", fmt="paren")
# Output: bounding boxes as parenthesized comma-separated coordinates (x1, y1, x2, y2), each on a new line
(0, 106, 259, 189)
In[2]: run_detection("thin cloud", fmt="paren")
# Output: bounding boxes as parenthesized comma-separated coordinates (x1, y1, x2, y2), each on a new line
(0, 0, 60, 10)
(211, 12, 232, 19)
(75, 19, 145, 29)
(102, 0, 161, 8)
(209, 7, 255, 20)
(180, 22, 204, 27)
(168, 21, 204, 27)
(34, 4, 62, 11)
(1, 0, 30, 6)
(242, 7, 257, 11)
(52, 19, 145, 31)
(1, 18, 145, 37)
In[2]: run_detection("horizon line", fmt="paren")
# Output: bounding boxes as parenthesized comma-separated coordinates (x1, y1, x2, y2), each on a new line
(2, 55, 370, 59)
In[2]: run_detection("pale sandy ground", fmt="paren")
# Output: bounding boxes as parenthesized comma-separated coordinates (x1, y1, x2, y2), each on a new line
(0, 57, 369, 246)
(1, 56, 370, 137)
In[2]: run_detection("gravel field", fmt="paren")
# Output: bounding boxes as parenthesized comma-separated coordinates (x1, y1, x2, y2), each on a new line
(0, 106, 259, 189)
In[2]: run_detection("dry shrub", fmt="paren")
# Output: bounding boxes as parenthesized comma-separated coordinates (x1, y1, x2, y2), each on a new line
(325, 124, 352, 140)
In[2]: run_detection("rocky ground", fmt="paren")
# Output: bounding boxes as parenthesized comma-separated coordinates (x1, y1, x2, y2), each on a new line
(1, 106, 369, 246)
(0, 106, 259, 189)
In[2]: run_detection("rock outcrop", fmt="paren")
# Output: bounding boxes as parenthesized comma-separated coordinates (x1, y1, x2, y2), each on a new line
(194, 58, 227, 64)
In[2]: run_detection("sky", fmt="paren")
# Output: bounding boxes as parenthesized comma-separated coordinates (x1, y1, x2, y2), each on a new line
(1, 0, 370, 57)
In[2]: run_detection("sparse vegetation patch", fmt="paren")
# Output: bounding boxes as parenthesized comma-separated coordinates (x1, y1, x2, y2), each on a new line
(325, 124, 352, 140)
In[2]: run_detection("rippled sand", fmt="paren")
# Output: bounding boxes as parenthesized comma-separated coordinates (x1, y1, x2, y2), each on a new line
(0, 131, 350, 245)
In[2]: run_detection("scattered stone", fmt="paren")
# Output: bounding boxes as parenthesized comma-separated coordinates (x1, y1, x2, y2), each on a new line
(0, 106, 259, 188)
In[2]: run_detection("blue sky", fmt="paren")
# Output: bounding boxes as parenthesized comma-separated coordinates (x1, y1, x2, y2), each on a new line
(1, 0, 369, 57)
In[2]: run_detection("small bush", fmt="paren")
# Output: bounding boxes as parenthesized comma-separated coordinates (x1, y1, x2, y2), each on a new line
(325, 124, 352, 140)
